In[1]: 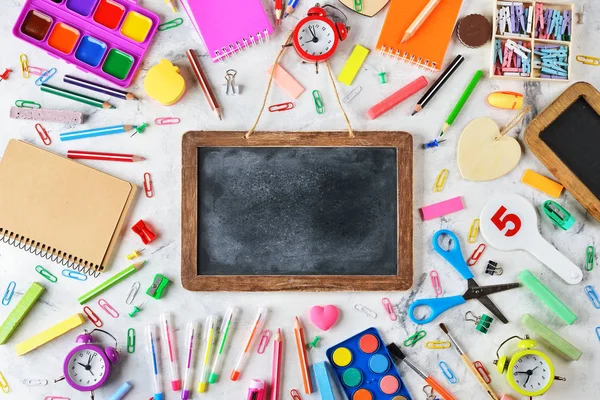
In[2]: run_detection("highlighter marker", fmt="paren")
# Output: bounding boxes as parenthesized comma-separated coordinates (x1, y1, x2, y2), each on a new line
(197, 315, 217, 393)
(230, 307, 268, 381)
(160, 312, 181, 391)
(209, 307, 238, 384)
(181, 322, 199, 400)
(146, 324, 164, 400)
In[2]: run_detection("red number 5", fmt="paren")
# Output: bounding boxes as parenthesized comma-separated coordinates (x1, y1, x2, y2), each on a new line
(491, 206, 522, 237)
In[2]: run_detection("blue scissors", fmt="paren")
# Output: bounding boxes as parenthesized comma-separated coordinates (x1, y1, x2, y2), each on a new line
(408, 230, 520, 324)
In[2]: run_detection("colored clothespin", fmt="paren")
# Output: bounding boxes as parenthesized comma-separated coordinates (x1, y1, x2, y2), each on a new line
(494, 39, 503, 64)
(131, 219, 157, 245)
(465, 311, 493, 334)
(502, 45, 514, 67)
(146, 274, 170, 299)
(535, 3, 544, 33)
(510, 5, 516, 33)
(516, 4, 525, 33)
(522, 56, 531, 74)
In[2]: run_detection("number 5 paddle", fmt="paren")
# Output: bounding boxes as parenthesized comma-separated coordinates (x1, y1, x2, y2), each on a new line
(480, 194, 583, 285)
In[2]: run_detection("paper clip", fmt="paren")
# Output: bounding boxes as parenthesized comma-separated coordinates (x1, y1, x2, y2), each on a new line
(158, 17, 184, 31)
(467, 244, 486, 266)
(0, 371, 8, 393)
(98, 298, 120, 318)
(404, 330, 426, 347)
(144, 172, 154, 198)
(44, 397, 70, 400)
(576, 55, 600, 66)
(425, 341, 450, 349)
(15, 100, 41, 109)
(430, 270, 442, 296)
(268, 102, 295, 112)
(35, 67, 57, 86)
(257, 329, 271, 354)
(35, 265, 57, 283)
(433, 169, 448, 192)
(586, 246, 595, 271)
(312, 90, 324, 114)
(438, 361, 457, 384)
(35, 123, 51, 146)
(154, 117, 180, 125)
(597, 327, 600, 342)
(473, 361, 491, 384)
(354, 303, 377, 318)
(20, 54, 30, 78)
(290, 389, 303, 400)
(354, 0, 363, 12)
(127, 328, 136, 353)
(382, 298, 397, 321)
(27, 66, 47, 76)
(22, 379, 48, 386)
(126, 282, 141, 305)
(468, 219, 480, 243)
(343, 86, 362, 103)
(61, 269, 87, 281)
(83, 306, 103, 327)
(585, 285, 600, 309)
(2, 282, 16, 306)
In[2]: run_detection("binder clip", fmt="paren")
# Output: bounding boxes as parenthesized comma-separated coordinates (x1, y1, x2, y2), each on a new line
(485, 260, 503, 276)
(131, 219, 157, 245)
(542, 200, 575, 230)
(221, 69, 241, 95)
(465, 311, 493, 334)
(146, 274, 171, 299)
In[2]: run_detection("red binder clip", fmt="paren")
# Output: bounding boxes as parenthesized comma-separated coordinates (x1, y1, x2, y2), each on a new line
(132, 219, 157, 245)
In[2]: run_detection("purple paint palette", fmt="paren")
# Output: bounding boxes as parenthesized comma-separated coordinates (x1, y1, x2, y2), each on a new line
(13, 0, 159, 87)
(326, 327, 413, 400)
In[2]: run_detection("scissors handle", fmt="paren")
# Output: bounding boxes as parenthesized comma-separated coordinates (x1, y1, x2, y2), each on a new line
(408, 296, 466, 324)
(432, 230, 474, 280)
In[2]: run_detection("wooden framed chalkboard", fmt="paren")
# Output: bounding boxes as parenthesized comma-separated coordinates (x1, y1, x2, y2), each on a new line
(181, 131, 413, 292)
(525, 82, 600, 221)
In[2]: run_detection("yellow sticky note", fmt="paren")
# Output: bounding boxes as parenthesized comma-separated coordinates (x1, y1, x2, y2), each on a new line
(16, 313, 85, 356)
(521, 169, 564, 198)
(338, 45, 370, 86)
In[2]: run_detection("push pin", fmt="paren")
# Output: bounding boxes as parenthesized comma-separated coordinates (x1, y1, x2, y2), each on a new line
(306, 336, 321, 350)
(465, 311, 493, 334)
(131, 123, 148, 137)
(0, 69, 11, 82)
(422, 139, 446, 149)
(221, 69, 241, 95)
(378, 71, 387, 84)
(127, 249, 144, 260)
(485, 260, 503, 276)
(128, 304, 143, 318)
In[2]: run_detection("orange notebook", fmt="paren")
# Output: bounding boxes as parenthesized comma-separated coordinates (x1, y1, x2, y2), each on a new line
(376, 0, 463, 71)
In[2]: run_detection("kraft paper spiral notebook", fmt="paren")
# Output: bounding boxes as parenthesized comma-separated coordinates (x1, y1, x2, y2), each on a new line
(0, 140, 136, 275)
(376, 0, 463, 71)
(181, 0, 274, 62)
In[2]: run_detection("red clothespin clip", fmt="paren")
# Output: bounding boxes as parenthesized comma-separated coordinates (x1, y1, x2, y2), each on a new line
(132, 219, 157, 245)
(0, 69, 11, 81)
(143, 172, 154, 198)
(467, 243, 487, 266)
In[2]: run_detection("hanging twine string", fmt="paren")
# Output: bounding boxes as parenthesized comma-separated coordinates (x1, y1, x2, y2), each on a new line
(496, 106, 531, 139)
(325, 61, 354, 137)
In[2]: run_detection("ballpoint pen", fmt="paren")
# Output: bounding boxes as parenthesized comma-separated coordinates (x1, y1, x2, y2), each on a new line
(146, 324, 164, 400)
(198, 315, 217, 393)
(271, 329, 283, 400)
(160, 312, 181, 391)
(182, 322, 199, 400)
(230, 307, 268, 381)
(209, 307, 238, 384)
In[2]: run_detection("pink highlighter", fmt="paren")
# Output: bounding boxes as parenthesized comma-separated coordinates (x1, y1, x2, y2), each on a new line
(247, 379, 266, 400)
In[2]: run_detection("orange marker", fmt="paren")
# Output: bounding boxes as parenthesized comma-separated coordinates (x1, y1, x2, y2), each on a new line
(230, 307, 268, 381)
(294, 317, 313, 394)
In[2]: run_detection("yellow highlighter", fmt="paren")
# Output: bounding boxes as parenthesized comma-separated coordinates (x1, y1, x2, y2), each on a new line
(198, 315, 217, 393)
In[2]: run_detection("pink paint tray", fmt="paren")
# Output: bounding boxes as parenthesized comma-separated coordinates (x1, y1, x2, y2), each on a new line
(13, 0, 160, 88)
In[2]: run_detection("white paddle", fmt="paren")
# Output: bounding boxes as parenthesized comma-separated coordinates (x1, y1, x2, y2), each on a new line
(480, 194, 583, 285)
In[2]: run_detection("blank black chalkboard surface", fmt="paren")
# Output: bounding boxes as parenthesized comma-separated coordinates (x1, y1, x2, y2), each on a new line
(525, 82, 600, 221)
(181, 131, 413, 291)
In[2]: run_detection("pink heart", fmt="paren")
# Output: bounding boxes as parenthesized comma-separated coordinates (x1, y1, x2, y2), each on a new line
(310, 305, 339, 331)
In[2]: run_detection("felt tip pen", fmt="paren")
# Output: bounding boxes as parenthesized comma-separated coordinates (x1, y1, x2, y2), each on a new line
(197, 315, 217, 392)
(160, 312, 181, 391)
(181, 322, 199, 400)
(230, 307, 268, 381)
(209, 307, 238, 384)
(146, 324, 164, 400)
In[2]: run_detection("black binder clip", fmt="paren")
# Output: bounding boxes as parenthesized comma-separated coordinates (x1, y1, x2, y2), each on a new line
(485, 260, 503, 276)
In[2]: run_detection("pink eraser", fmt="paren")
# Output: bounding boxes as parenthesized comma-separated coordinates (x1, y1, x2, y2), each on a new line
(367, 76, 428, 119)
(420, 196, 464, 221)
(171, 380, 181, 391)
(267, 63, 305, 99)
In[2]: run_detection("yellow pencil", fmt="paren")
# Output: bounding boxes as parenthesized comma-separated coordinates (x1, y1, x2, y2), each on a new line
(401, 0, 443, 43)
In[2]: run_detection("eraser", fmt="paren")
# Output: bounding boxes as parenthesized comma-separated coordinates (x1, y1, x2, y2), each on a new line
(337, 45, 370, 86)
(520, 313, 582, 361)
(367, 76, 428, 119)
(16, 313, 85, 355)
(0, 283, 45, 344)
(518, 270, 577, 325)
(521, 169, 563, 198)
(420, 196, 464, 221)
(267, 63, 305, 99)
(10, 107, 84, 124)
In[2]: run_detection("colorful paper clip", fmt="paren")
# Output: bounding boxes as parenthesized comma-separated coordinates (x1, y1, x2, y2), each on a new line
(290, 389, 303, 400)
(585, 285, 600, 309)
(0, 371, 9, 393)
(132, 219, 157, 245)
(27, 66, 47, 76)
(425, 341, 450, 349)
(1, 282, 16, 306)
(542, 200, 575, 230)
(15, 100, 41, 109)
(35, 265, 57, 283)
(466, 244, 486, 266)
(35, 67, 57, 86)
(596, 327, 600, 342)
(143, 172, 154, 198)
(61, 269, 88, 281)
(312, 90, 324, 114)
(126, 282, 141, 305)
(20, 54, 30, 79)
(127, 328, 135, 353)
(382, 298, 397, 321)
(430, 270, 443, 296)
(83, 306, 103, 327)
(343, 86, 362, 103)
(22, 379, 48, 386)
(98, 298, 120, 318)
(586, 246, 595, 271)
(354, 303, 377, 318)
(35, 123, 51, 146)
(438, 361, 457, 384)
(473, 361, 491, 384)
(465, 311, 494, 334)
(433, 169, 449, 192)
(257, 329, 272, 354)
(576, 55, 600, 66)
(154, 117, 180, 125)
(404, 330, 427, 347)
(127, 249, 144, 260)
(44, 397, 70, 400)
(468, 219, 480, 243)
(268, 102, 295, 112)
(158, 17, 184, 31)
(485, 260, 503, 276)
(354, 0, 363, 12)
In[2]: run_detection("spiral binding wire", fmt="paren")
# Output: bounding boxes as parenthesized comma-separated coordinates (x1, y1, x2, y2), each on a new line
(0, 229, 102, 277)
(379, 45, 438, 72)
(213, 29, 270, 62)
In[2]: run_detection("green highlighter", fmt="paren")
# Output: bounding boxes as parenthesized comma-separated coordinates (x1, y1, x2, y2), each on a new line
(440, 69, 484, 136)
(0, 282, 45, 344)
(518, 270, 577, 325)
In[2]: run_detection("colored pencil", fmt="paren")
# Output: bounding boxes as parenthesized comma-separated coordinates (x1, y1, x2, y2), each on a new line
(186, 49, 222, 121)
(439, 69, 483, 136)
(78, 261, 146, 304)
(271, 329, 283, 400)
(412, 55, 465, 116)
(165, 0, 177, 12)
(41, 83, 114, 109)
(64, 75, 138, 101)
(275, 0, 283, 25)
(284, 0, 300, 18)
(401, 0, 443, 43)
(60, 125, 136, 142)
(67, 150, 145, 163)
(293, 317, 313, 394)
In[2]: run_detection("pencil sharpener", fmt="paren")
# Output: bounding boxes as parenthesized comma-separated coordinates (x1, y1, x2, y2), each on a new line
(146, 274, 170, 299)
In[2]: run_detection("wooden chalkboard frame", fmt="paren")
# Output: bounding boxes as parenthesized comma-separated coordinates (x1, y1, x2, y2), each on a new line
(181, 131, 413, 292)
(525, 82, 600, 221)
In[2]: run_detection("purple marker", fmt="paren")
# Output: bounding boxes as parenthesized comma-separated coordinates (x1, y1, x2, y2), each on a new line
(182, 322, 199, 400)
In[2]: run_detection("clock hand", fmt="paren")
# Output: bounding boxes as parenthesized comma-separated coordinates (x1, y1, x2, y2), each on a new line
(78, 362, 87, 368)
(514, 372, 529, 374)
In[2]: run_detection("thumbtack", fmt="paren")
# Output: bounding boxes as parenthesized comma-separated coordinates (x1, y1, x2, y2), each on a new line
(0, 69, 11, 82)
(128, 304, 143, 318)
(307, 336, 321, 349)
(378, 71, 387, 84)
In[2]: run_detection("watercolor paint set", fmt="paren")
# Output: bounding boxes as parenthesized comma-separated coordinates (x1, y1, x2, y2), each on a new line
(326, 327, 413, 400)
(13, 0, 160, 87)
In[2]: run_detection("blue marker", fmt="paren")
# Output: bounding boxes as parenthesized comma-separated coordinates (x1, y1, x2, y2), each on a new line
(146, 324, 164, 400)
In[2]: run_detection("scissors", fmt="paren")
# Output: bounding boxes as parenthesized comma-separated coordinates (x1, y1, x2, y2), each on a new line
(408, 230, 520, 324)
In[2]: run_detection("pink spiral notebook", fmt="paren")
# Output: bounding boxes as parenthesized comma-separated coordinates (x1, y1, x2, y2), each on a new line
(181, 0, 274, 62)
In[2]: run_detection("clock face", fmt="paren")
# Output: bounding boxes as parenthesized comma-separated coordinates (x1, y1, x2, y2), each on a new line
(295, 18, 337, 61)
(511, 353, 552, 394)
(65, 346, 109, 391)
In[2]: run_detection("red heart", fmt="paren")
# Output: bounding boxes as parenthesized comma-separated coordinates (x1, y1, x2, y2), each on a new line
(309, 305, 339, 331)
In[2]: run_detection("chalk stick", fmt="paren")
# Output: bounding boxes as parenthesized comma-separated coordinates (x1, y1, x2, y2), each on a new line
(520, 313, 582, 361)
(367, 76, 428, 119)
(109, 381, 133, 400)
(10, 107, 84, 124)
(312, 362, 335, 400)
(337, 45, 370, 86)
(521, 169, 563, 198)
(0, 283, 45, 345)
(518, 270, 577, 325)
(15, 313, 85, 355)
(267, 63, 305, 99)
(420, 196, 464, 221)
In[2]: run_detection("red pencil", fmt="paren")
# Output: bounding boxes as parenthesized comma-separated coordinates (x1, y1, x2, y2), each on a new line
(275, 0, 283, 25)
(67, 150, 145, 162)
